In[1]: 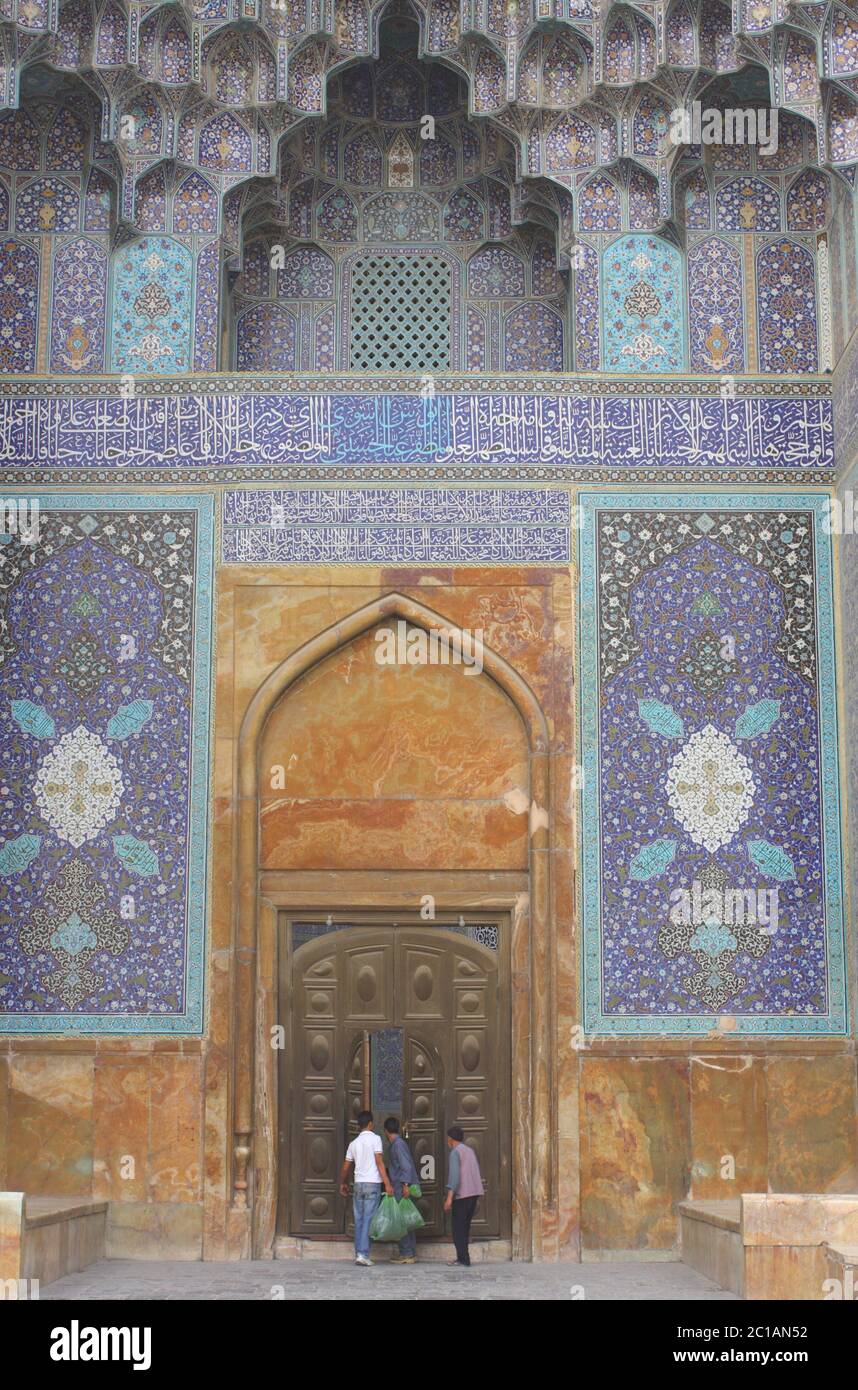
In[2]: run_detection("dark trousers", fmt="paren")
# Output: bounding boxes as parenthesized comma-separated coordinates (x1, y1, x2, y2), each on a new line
(451, 1196, 478, 1266)
(393, 1180, 417, 1258)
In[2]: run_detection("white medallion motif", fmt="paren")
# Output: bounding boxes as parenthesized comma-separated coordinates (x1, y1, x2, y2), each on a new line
(33, 725, 124, 848)
(665, 724, 755, 854)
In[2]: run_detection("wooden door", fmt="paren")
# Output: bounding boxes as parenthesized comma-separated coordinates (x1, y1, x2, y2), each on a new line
(395, 930, 502, 1237)
(283, 922, 507, 1241)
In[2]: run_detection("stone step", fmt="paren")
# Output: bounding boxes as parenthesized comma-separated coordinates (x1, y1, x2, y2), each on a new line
(273, 1235, 512, 1262)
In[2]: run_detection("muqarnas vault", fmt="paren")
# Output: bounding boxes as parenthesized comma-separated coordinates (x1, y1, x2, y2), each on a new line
(0, 0, 854, 375)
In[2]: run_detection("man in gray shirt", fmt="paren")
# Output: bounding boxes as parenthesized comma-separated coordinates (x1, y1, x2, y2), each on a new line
(383, 1116, 419, 1264)
(444, 1125, 484, 1267)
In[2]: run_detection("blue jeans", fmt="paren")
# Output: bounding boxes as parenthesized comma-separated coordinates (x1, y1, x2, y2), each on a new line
(394, 1180, 416, 1258)
(353, 1182, 382, 1258)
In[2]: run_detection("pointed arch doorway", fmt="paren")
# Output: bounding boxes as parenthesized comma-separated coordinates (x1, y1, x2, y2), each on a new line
(233, 591, 554, 1260)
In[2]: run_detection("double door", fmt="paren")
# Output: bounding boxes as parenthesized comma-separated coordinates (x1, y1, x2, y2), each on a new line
(283, 922, 508, 1240)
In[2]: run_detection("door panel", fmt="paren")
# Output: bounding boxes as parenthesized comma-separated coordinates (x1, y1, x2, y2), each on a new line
(346, 1033, 367, 1133)
(403, 1033, 443, 1234)
(344, 942, 394, 1023)
(289, 932, 391, 1237)
(343, 1033, 367, 1238)
(398, 939, 449, 1021)
(285, 923, 507, 1241)
(449, 945, 499, 1236)
(289, 951, 339, 1232)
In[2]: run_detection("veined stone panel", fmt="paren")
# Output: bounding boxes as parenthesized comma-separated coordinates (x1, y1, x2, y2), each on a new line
(0, 496, 213, 1033)
(258, 624, 531, 872)
(578, 492, 847, 1036)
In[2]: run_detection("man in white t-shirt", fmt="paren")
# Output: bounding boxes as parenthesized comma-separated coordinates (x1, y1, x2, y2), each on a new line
(339, 1110, 393, 1266)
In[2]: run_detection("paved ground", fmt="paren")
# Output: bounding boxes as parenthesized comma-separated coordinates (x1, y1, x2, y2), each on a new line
(37, 1258, 738, 1301)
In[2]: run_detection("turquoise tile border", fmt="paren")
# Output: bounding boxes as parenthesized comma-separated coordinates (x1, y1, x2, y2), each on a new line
(0, 493, 213, 1034)
(577, 491, 848, 1036)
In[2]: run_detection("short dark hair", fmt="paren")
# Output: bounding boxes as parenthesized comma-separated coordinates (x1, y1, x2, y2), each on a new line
(383, 1116, 400, 1134)
(357, 1110, 373, 1129)
(447, 1125, 464, 1142)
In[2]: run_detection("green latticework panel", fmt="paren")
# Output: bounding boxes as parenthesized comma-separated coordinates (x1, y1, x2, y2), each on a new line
(349, 254, 452, 371)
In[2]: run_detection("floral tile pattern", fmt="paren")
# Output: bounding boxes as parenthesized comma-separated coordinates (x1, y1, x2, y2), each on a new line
(602, 235, 685, 373)
(578, 493, 846, 1035)
(0, 497, 213, 1033)
(109, 236, 193, 374)
(49, 235, 108, 373)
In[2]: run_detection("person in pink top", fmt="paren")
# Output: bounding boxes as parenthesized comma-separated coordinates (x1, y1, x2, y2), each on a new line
(443, 1125, 484, 1267)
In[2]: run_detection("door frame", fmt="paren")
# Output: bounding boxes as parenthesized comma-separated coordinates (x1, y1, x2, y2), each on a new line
(277, 910, 513, 1243)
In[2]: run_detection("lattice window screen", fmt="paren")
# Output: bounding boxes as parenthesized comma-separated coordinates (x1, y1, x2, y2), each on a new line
(349, 254, 452, 371)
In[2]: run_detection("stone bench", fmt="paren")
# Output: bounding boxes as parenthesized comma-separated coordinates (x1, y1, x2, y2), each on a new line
(0, 1193, 107, 1294)
(680, 1194, 858, 1300)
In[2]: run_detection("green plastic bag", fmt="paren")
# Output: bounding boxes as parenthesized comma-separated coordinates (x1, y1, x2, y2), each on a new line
(407, 1183, 422, 1199)
(369, 1194, 408, 1242)
(397, 1197, 426, 1233)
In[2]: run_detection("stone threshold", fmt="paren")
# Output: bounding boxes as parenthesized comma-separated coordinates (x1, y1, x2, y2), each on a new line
(273, 1236, 512, 1262)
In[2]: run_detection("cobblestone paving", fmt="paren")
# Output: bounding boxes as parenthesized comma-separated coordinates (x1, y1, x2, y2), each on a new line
(37, 1258, 738, 1301)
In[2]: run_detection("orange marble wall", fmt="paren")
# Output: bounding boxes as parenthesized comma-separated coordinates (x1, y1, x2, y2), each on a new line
(0, 1045, 206, 1254)
(6, 1055, 95, 1196)
(580, 1057, 692, 1251)
(689, 1056, 768, 1198)
(766, 1056, 858, 1193)
(579, 1051, 858, 1251)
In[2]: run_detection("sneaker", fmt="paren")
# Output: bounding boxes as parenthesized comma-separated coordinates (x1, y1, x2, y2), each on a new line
(355, 1254, 373, 1266)
(446, 1259, 465, 1266)
(390, 1256, 416, 1264)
